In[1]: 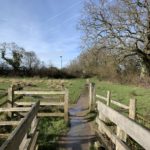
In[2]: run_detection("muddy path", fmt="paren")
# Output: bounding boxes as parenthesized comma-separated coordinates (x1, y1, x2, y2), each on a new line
(58, 89, 96, 150)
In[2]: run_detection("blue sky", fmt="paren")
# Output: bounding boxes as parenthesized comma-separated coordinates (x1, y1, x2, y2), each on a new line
(0, 0, 84, 68)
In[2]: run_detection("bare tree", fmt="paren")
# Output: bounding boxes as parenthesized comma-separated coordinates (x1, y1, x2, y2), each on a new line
(0, 42, 24, 72)
(79, 0, 150, 77)
(22, 51, 40, 70)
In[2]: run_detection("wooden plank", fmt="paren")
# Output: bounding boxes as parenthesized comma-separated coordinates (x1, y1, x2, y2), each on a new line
(29, 132, 39, 150)
(23, 119, 38, 150)
(96, 95, 107, 101)
(0, 121, 20, 126)
(38, 112, 64, 117)
(0, 107, 31, 112)
(111, 100, 129, 110)
(96, 118, 129, 150)
(14, 91, 65, 95)
(96, 95, 129, 109)
(15, 102, 65, 106)
(0, 101, 40, 150)
(19, 134, 27, 150)
(97, 101, 150, 149)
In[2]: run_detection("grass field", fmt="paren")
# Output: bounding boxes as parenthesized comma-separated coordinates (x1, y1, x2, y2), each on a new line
(0, 77, 149, 148)
(0, 77, 149, 115)
(0, 77, 85, 104)
(91, 78, 150, 116)
(0, 77, 85, 149)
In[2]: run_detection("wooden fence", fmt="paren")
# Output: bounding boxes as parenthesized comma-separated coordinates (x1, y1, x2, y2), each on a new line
(0, 82, 69, 149)
(88, 82, 150, 150)
(8, 84, 69, 122)
(0, 101, 40, 150)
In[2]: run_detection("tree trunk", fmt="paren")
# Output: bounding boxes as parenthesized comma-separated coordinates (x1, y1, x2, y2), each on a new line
(140, 58, 150, 78)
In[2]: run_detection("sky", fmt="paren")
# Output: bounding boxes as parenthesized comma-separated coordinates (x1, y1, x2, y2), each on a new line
(0, 0, 84, 68)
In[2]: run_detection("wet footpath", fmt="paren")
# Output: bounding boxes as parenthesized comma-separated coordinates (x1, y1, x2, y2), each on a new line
(58, 91, 96, 150)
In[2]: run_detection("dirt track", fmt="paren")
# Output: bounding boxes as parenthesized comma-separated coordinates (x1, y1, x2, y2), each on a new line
(58, 91, 96, 150)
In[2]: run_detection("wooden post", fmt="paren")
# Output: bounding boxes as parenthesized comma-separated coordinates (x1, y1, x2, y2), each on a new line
(89, 83, 92, 112)
(64, 89, 69, 123)
(7, 85, 14, 117)
(129, 98, 136, 120)
(116, 126, 127, 141)
(31, 116, 37, 129)
(8, 85, 14, 107)
(97, 102, 107, 134)
(106, 91, 111, 106)
(19, 134, 27, 150)
(92, 83, 96, 109)
(116, 98, 134, 148)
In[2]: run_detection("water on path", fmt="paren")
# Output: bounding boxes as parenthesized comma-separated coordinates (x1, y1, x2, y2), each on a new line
(59, 92, 96, 150)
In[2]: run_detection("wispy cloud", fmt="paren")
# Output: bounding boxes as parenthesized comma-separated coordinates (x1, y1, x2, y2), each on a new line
(0, 0, 83, 67)
(46, 0, 82, 23)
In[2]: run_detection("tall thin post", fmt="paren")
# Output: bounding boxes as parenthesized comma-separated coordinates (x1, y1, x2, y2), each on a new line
(8, 85, 14, 107)
(106, 91, 111, 106)
(92, 83, 96, 109)
(129, 98, 136, 120)
(89, 83, 92, 112)
(7, 85, 14, 117)
(60, 56, 62, 69)
(64, 89, 69, 124)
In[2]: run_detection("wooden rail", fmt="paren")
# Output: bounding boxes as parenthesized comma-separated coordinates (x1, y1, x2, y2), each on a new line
(0, 82, 69, 149)
(8, 84, 69, 123)
(14, 91, 66, 95)
(0, 101, 40, 150)
(96, 101, 150, 149)
(86, 82, 150, 149)
(88, 83, 129, 111)
(96, 93, 129, 110)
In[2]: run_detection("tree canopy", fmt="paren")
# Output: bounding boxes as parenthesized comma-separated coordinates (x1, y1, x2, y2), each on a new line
(79, 0, 150, 77)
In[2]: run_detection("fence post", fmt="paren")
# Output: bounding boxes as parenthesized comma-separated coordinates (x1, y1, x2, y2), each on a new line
(19, 134, 27, 150)
(116, 99, 134, 149)
(89, 83, 92, 112)
(116, 126, 127, 142)
(64, 89, 69, 124)
(92, 83, 96, 109)
(8, 85, 14, 107)
(106, 91, 111, 106)
(7, 85, 14, 117)
(129, 98, 136, 120)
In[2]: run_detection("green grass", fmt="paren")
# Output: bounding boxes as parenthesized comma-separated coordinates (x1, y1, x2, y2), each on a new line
(91, 78, 150, 116)
(38, 118, 68, 150)
(66, 78, 85, 103)
(0, 77, 150, 148)
(0, 77, 85, 104)
(0, 77, 85, 148)
(0, 77, 149, 115)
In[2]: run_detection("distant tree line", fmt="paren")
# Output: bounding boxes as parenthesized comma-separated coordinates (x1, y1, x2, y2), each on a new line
(0, 42, 74, 78)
